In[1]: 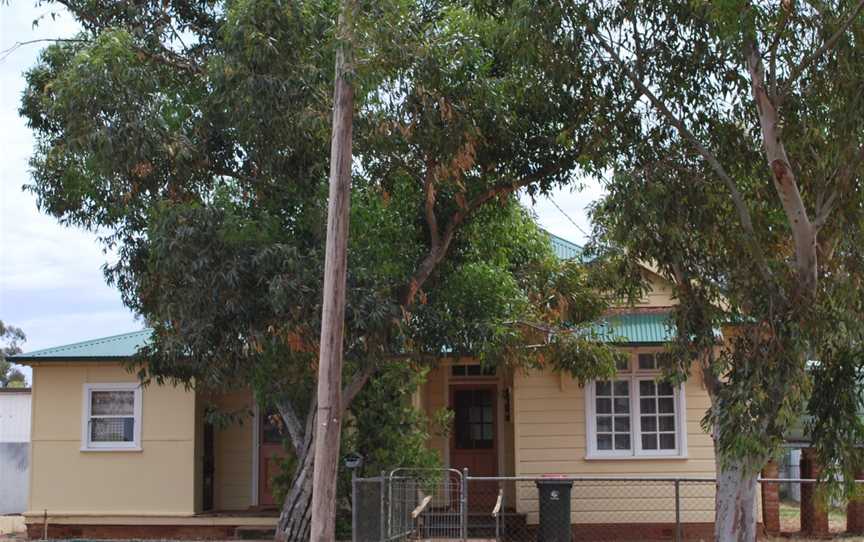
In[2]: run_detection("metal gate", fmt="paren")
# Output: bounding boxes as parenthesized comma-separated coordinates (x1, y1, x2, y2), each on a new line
(353, 468, 466, 541)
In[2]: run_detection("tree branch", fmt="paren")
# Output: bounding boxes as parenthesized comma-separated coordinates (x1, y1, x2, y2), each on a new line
(781, 0, 864, 95)
(0, 38, 89, 62)
(340, 364, 375, 416)
(744, 35, 818, 292)
(400, 157, 577, 307)
(276, 399, 307, 455)
(589, 30, 772, 285)
(423, 159, 440, 249)
(768, 5, 792, 97)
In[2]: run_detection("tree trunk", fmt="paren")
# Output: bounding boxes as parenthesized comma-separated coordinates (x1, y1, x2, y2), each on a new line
(275, 439, 315, 542)
(310, 1, 356, 539)
(715, 459, 760, 542)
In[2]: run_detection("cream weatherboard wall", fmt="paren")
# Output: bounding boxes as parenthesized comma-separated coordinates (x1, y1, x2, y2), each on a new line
(28, 362, 198, 516)
(512, 355, 716, 524)
(210, 390, 255, 510)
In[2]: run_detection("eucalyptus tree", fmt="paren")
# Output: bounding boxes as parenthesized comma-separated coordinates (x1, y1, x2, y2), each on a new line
(0, 321, 27, 387)
(19, 0, 628, 538)
(567, 1, 864, 539)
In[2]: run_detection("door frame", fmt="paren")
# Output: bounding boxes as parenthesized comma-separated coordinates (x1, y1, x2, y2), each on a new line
(448, 382, 499, 476)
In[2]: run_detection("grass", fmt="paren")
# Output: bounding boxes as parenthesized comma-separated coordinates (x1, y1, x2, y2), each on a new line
(777, 499, 856, 538)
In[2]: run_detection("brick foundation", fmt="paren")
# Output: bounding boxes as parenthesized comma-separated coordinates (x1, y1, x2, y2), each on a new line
(508, 522, 717, 541)
(26, 523, 239, 540)
(761, 460, 780, 536)
(800, 447, 829, 536)
(848, 469, 864, 534)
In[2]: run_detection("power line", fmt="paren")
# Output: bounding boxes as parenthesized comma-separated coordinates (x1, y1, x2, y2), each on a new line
(548, 197, 591, 239)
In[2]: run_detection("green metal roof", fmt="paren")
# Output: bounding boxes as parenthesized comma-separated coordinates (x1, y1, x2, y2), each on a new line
(548, 232, 584, 261)
(12, 329, 151, 362)
(590, 312, 675, 344)
(13, 312, 673, 362)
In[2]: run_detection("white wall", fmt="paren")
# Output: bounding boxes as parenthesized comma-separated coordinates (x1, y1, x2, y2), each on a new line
(0, 390, 32, 514)
(0, 391, 31, 442)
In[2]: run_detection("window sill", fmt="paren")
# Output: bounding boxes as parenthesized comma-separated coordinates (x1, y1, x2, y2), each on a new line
(584, 453, 688, 461)
(80, 446, 142, 453)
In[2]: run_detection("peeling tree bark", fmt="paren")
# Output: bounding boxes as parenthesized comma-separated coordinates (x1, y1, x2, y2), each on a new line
(275, 430, 315, 542)
(745, 40, 818, 294)
(715, 455, 760, 542)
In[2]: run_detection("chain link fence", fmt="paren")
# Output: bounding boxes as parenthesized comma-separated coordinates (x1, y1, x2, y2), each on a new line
(354, 470, 864, 541)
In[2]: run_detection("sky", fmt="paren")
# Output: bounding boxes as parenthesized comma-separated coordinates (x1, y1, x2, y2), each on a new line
(0, 3, 603, 380)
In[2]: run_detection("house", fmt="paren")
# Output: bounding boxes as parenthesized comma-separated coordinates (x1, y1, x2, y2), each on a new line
(11, 233, 722, 539)
(0, 387, 31, 515)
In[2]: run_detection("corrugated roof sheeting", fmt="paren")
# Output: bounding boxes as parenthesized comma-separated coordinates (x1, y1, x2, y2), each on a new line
(548, 232, 583, 261)
(13, 329, 151, 360)
(590, 312, 675, 344)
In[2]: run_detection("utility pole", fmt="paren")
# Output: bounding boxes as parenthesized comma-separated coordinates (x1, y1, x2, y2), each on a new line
(310, 1, 356, 540)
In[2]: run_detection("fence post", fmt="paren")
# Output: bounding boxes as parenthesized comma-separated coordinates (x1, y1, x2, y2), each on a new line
(461, 468, 469, 541)
(380, 471, 386, 542)
(674, 479, 682, 542)
(351, 471, 358, 542)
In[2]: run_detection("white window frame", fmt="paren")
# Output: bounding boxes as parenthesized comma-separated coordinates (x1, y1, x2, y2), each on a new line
(81, 383, 143, 452)
(585, 352, 688, 460)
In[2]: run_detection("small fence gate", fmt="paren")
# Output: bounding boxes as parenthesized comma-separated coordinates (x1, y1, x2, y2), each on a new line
(353, 469, 469, 541)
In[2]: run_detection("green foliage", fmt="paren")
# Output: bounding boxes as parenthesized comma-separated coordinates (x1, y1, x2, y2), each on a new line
(0, 321, 26, 388)
(344, 364, 441, 477)
(578, 0, 864, 488)
(19, 0, 624, 498)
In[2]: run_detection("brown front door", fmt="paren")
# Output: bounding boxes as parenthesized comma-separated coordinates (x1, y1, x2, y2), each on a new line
(258, 410, 286, 507)
(450, 385, 497, 510)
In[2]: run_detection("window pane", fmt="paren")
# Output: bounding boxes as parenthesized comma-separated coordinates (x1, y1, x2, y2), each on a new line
(91, 417, 134, 442)
(482, 424, 493, 440)
(91, 390, 134, 416)
(659, 433, 676, 450)
(640, 398, 656, 414)
(639, 380, 655, 396)
(596, 381, 611, 396)
(471, 424, 482, 441)
(597, 416, 612, 432)
(615, 357, 629, 371)
(596, 398, 612, 414)
(614, 434, 631, 450)
(641, 416, 657, 431)
(638, 353, 656, 370)
(657, 382, 674, 396)
(614, 416, 630, 432)
(597, 434, 613, 450)
(452, 365, 466, 376)
(641, 434, 657, 450)
(659, 416, 676, 431)
(613, 381, 629, 396)
(658, 398, 675, 413)
(482, 407, 493, 422)
(467, 365, 481, 376)
(613, 397, 630, 414)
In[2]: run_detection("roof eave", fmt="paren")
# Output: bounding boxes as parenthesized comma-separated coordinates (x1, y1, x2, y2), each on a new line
(12, 355, 133, 365)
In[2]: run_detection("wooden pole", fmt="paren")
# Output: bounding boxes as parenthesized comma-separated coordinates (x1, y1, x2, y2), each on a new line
(310, 1, 355, 540)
